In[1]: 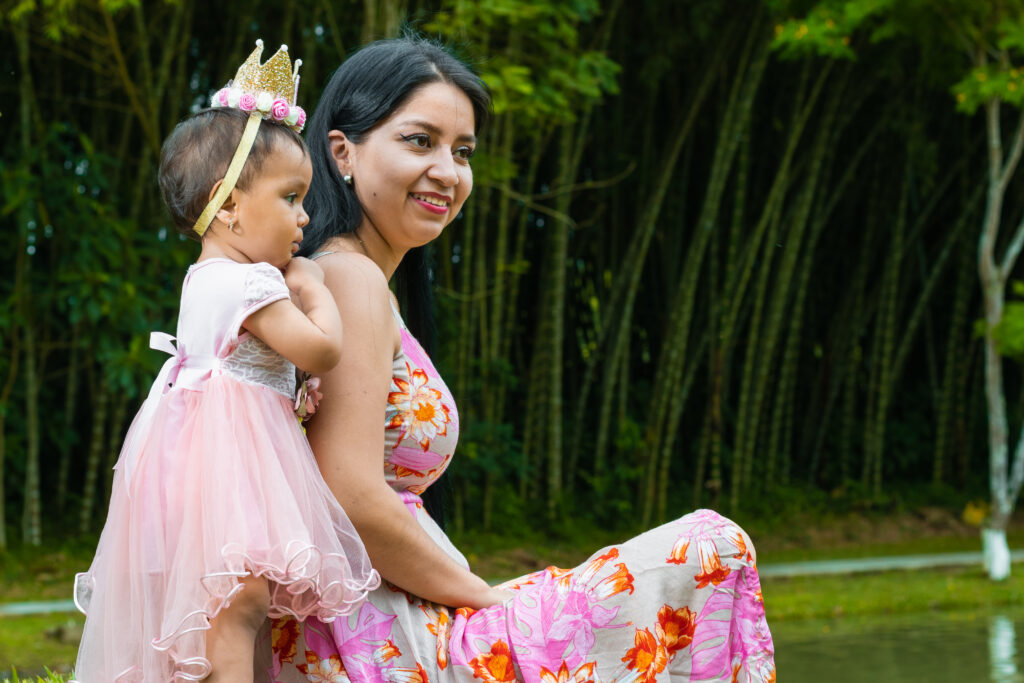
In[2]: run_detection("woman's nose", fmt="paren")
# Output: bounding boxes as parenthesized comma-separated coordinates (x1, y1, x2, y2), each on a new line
(427, 151, 459, 186)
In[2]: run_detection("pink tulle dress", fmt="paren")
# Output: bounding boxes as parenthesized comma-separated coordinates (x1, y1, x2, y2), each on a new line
(73, 258, 380, 683)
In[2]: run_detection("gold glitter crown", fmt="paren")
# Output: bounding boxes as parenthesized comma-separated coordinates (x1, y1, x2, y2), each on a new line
(232, 39, 302, 105)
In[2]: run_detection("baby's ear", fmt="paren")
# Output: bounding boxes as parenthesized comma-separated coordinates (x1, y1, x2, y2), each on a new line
(209, 179, 238, 228)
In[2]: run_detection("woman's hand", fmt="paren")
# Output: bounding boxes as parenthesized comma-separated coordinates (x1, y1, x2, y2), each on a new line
(477, 587, 515, 609)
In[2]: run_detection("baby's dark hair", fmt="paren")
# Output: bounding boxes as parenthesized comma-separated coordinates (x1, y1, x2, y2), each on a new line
(158, 107, 307, 240)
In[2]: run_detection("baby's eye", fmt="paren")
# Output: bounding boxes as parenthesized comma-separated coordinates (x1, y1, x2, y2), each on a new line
(454, 146, 475, 161)
(285, 193, 298, 204)
(401, 133, 431, 148)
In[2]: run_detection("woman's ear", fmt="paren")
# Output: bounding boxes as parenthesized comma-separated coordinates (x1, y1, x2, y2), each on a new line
(328, 129, 354, 177)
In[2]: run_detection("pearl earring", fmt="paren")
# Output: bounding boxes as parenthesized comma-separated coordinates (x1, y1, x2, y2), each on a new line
(343, 174, 353, 186)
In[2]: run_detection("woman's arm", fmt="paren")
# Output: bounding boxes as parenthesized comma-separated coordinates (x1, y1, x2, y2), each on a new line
(309, 252, 507, 609)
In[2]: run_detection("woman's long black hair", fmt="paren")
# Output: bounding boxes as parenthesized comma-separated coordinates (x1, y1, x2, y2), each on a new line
(301, 37, 490, 528)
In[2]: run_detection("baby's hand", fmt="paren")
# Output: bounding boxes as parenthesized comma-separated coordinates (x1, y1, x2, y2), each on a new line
(284, 257, 325, 295)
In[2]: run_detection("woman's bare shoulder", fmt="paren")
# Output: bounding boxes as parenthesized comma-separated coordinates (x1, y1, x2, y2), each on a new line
(316, 252, 398, 347)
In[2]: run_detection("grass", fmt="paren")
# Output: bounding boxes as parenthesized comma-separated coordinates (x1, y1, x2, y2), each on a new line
(762, 563, 1024, 621)
(2, 671, 69, 683)
(0, 614, 81, 681)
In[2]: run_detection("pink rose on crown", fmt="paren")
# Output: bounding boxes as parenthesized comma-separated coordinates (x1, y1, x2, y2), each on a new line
(271, 99, 290, 121)
(239, 93, 257, 112)
(295, 108, 307, 129)
(217, 88, 230, 107)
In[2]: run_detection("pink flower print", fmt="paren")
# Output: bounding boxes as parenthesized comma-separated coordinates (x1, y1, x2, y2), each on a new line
(333, 601, 397, 671)
(238, 93, 257, 111)
(387, 363, 451, 451)
(547, 590, 623, 666)
(271, 98, 290, 120)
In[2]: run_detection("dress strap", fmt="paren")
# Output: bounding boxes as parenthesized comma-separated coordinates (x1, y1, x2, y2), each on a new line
(309, 250, 337, 261)
(388, 298, 406, 329)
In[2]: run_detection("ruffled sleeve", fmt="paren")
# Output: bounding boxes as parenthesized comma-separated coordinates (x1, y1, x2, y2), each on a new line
(224, 263, 290, 351)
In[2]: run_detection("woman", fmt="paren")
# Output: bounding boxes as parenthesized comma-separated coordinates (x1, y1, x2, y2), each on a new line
(262, 37, 775, 682)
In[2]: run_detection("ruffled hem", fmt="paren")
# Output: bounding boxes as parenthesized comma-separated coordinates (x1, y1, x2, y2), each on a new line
(76, 541, 379, 682)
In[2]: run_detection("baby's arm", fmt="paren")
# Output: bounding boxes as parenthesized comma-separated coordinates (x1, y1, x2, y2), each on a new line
(243, 258, 343, 374)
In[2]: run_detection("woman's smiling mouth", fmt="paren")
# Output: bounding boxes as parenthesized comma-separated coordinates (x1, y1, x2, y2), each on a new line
(411, 192, 450, 214)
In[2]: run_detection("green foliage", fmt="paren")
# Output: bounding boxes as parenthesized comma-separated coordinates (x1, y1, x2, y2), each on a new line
(424, 0, 620, 124)
(771, 0, 889, 60)
(993, 281, 1024, 362)
(0, 0, 1004, 548)
(774, 0, 1024, 112)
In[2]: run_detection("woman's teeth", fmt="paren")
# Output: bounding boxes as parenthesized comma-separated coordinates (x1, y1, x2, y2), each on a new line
(412, 193, 448, 207)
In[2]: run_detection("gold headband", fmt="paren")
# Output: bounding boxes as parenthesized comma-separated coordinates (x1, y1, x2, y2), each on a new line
(192, 40, 306, 238)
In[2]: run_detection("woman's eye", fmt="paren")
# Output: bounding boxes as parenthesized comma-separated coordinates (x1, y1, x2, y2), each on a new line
(402, 133, 431, 148)
(455, 146, 475, 161)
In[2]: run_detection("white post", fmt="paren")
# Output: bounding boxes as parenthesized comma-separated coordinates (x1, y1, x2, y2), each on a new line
(984, 527, 1012, 581)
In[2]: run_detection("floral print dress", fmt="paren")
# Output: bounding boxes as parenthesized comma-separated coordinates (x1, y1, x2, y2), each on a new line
(262, 304, 775, 682)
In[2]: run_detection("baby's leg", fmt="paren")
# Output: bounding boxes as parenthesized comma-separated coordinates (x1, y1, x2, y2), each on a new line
(205, 575, 270, 682)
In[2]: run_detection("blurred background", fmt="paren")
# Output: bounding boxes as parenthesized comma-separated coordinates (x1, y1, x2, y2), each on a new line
(5, 0, 1024, 679)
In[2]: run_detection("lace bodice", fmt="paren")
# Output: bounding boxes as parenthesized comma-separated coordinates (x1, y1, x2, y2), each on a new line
(221, 335, 296, 398)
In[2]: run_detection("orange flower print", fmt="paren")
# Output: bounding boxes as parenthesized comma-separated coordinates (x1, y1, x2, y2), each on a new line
(388, 364, 452, 451)
(423, 606, 452, 669)
(538, 661, 598, 683)
(695, 550, 732, 588)
(456, 606, 478, 620)
(469, 640, 517, 682)
(372, 639, 402, 666)
(393, 464, 426, 479)
(576, 548, 619, 586)
(731, 529, 755, 565)
(590, 562, 635, 600)
(545, 565, 575, 593)
(390, 662, 431, 683)
(621, 627, 668, 682)
(667, 537, 689, 564)
(656, 605, 696, 654)
(271, 616, 300, 664)
(296, 651, 350, 682)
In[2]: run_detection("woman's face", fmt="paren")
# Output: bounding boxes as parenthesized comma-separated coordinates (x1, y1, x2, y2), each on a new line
(335, 82, 476, 251)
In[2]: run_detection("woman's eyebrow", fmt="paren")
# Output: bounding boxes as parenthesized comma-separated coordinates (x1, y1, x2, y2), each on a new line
(396, 119, 477, 144)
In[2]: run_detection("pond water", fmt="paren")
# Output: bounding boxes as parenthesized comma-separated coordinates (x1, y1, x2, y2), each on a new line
(772, 608, 1024, 682)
